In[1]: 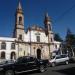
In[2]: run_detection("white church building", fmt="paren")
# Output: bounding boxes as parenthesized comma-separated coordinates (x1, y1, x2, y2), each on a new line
(0, 1, 61, 60)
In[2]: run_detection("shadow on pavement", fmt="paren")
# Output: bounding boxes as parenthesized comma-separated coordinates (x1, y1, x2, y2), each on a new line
(52, 67, 75, 75)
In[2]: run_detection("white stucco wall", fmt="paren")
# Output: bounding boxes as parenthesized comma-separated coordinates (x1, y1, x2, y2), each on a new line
(24, 30, 48, 43)
(0, 33, 61, 60)
(0, 37, 17, 60)
(54, 41, 61, 51)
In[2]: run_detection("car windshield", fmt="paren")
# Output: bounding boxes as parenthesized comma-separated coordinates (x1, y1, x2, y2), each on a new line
(15, 57, 24, 63)
(61, 54, 68, 58)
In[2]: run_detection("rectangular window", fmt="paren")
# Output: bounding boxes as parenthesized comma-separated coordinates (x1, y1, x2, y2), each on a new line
(51, 38, 53, 42)
(55, 45, 57, 49)
(36, 36, 40, 42)
(11, 43, 15, 49)
(1, 42, 6, 50)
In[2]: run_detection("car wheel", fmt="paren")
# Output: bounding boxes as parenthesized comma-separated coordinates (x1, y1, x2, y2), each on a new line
(5, 70, 14, 75)
(65, 61, 69, 65)
(39, 65, 45, 73)
(52, 62, 55, 67)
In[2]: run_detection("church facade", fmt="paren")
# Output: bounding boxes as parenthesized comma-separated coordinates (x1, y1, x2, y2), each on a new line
(0, 1, 61, 60)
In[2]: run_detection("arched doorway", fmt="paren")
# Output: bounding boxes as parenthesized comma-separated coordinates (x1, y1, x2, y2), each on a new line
(1, 52, 5, 59)
(37, 49, 41, 59)
(10, 52, 16, 60)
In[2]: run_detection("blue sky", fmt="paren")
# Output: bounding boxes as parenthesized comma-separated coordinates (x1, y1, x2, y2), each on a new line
(0, 0, 75, 40)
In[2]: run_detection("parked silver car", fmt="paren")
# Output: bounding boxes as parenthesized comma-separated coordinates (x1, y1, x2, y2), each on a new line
(49, 54, 69, 67)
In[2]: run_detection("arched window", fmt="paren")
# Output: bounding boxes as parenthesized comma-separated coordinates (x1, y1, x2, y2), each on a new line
(10, 52, 16, 59)
(11, 43, 15, 49)
(1, 52, 5, 59)
(19, 34, 22, 40)
(1, 42, 6, 49)
(19, 16, 22, 24)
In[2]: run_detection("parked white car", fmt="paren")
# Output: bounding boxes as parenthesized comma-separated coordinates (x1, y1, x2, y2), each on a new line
(49, 54, 69, 67)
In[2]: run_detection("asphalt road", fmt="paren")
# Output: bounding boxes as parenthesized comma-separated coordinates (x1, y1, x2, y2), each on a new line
(21, 63, 75, 75)
(0, 63, 75, 75)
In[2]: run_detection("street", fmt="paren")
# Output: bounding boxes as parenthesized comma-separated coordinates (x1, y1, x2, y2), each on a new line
(21, 63, 75, 75)
(0, 63, 75, 75)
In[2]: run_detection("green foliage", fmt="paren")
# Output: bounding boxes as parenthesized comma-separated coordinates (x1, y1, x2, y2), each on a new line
(64, 29, 75, 57)
(54, 33, 63, 42)
(66, 29, 75, 47)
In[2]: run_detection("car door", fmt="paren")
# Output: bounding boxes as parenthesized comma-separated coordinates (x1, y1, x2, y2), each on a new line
(21, 58, 29, 72)
(55, 56, 62, 64)
(60, 55, 67, 62)
(14, 57, 28, 73)
(14, 58, 24, 72)
(27, 57, 38, 71)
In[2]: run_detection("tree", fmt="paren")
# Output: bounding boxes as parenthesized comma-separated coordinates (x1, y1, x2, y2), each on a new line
(65, 28, 75, 57)
(54, 33, 63, 42)
(66, 28, 75, 47)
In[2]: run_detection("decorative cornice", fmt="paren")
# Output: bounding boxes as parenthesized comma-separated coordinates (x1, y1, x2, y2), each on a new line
(16, 27, 24, 30)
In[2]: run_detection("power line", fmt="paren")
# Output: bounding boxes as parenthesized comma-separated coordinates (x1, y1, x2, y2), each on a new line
(54, 2, 75, 23)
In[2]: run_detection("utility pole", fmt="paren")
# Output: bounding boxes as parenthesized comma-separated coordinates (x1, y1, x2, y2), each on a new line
(29, 26, 31, 56)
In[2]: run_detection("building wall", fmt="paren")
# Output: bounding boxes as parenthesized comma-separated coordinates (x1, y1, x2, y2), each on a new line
(0, 37, 17, 60)
(24, 30, 48, 43)
(0, 34, 61, 60)
(0, 36, 61, 60)
(54, 41, 61, 51)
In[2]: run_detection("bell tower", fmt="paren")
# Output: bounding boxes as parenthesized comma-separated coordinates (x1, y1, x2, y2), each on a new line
(13, 0, 25, 41)
(44, 13, 52, 35)
(44, 13, 54, 58)
(44, 13, 54, 42)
